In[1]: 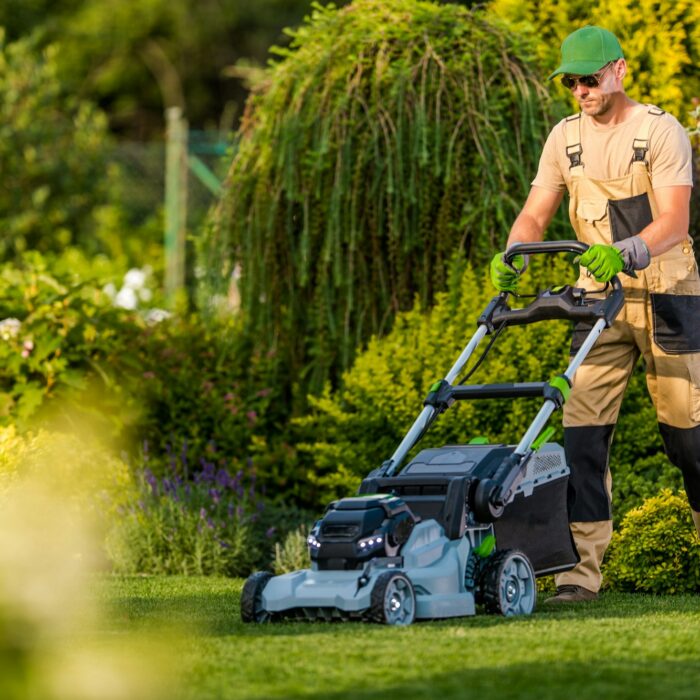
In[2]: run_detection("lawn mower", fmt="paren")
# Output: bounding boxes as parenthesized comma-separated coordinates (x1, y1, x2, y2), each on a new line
(241, 241, 624, 625)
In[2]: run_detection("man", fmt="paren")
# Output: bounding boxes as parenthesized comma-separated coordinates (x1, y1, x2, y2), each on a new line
(490, 25, 700, 603)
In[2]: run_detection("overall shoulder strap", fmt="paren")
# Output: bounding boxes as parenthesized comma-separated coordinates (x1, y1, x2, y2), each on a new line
(564, 113, 583, 169)
(632, 105, 665, 163)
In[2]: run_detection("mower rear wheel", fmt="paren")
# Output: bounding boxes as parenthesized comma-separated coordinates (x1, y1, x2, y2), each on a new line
(369, 572, 416, 626)
(240, 571, 274, 623)
(479, 549, 535, 617)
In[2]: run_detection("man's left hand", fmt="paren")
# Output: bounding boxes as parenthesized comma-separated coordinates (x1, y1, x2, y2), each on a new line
(578, 244, 625, 283)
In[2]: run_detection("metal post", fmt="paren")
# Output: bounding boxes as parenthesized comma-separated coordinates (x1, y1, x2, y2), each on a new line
(165, 106, 188, 305)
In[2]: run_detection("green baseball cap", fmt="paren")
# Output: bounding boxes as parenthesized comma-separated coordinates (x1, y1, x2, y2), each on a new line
(548, 25, 624, 80)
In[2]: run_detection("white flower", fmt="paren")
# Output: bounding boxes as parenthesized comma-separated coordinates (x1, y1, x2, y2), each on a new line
(137, 288, 153, 303)
(115, 287, 138, 310)
(123, 268, 147, 290)
(144, 308, 172, 325)
(103, 282, 117, 299)
(0, 318, 21, 341)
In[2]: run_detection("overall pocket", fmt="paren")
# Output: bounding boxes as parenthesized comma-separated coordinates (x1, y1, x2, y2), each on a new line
(650, 293, 700, 353)
(608, 193, 653, 242)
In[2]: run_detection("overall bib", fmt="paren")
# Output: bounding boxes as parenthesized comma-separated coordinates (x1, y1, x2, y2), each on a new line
(555, 106, 700, 592)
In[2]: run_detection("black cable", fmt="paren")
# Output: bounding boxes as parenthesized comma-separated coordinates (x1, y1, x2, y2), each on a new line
(456, 321, 507, 385)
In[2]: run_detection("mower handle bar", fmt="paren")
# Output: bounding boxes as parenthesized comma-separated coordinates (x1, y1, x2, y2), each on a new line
(503, 240, 623, 293)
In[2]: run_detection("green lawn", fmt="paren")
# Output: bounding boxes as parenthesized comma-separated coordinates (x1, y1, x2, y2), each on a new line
(97, 576, 700, 700)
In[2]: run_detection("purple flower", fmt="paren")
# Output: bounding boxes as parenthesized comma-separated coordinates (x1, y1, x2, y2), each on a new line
(265, 527, 276, 539)
(209, 489, 220, 504)
(144, 469, 158, 496)
(216, 469, 231, 489)
(199, 507, 207, 519)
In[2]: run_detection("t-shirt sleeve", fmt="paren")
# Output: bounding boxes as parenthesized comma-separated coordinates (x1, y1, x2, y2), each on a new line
(531, 125, 567, 192)
(649, 116, 694, 189)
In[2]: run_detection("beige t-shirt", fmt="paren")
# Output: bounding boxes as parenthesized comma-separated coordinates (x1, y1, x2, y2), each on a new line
(532, 104, 693, 193)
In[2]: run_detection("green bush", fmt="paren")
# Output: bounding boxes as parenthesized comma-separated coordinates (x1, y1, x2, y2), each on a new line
(106, 462, 265, 576)
(130, 313, 304, 498)
(0, 252, 144, 432)
(204, 0, 567, 396)
(273, 525, 311, 575)
(106, 452, 313, 576)
(604, 490, 700, 593)
(0, 32, 114, 260)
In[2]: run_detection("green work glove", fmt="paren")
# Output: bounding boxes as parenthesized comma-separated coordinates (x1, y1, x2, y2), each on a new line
(489, 252, 526, 292)
(578, 244, 625, 283)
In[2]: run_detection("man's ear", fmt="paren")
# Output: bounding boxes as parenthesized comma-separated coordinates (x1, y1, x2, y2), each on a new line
(615, 58, 628, 82)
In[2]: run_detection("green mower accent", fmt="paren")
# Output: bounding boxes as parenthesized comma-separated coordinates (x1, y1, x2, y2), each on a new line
(548, 375, 571, 401)
(474, 534, 496, 558)
(532, 426, 556, 451)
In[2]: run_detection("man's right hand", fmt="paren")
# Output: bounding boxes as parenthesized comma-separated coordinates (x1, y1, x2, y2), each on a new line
(489, 252, 526, 292)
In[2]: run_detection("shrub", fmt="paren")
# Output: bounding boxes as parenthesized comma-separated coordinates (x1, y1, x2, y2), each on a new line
(106, 459, 265, 577)
(0, 252, 144, 432)
(204, 0, 566, 396)
(106, 449, 312, 577)
(130, 313, 304, 499)
(0, 32, 114, 260)
(603, 490, 700, 593)
(273, 525, 311, 575)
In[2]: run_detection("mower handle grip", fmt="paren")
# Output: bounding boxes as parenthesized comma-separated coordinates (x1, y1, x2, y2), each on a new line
(503, 240, 623, 293)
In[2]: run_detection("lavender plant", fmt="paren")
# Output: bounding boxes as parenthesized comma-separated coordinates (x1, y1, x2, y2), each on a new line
(106, 443, 275, 577)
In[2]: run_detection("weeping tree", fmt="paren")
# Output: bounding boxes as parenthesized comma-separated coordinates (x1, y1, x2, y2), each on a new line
(202, 0, 566, 396)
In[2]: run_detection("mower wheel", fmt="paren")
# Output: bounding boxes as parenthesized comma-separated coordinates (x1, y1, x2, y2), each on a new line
(240, 571, 274, 623)
(479, 549, 536, 617)
(369, 572, 416, 626)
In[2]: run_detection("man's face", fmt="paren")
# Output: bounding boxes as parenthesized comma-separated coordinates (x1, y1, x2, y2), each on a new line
(565, 61, 622, 117)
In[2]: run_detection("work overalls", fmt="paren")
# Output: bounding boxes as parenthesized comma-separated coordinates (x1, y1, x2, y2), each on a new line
(555, 106, 700, 592)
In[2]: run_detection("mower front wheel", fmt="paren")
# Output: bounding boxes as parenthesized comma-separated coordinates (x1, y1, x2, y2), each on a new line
(479, 549, 536, 617)
(240, 571, 274, 623)
(369, 572, 416, 626)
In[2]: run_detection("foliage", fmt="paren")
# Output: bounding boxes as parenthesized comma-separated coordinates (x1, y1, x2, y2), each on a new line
(0, 32, 117, 260)
(18, 0, 327, 137)
(603, 489, 700, 593)
(0, 425, 133, 504)
(487, 0, 700, 120)
(106, 458, 269, 577)
(0, 252, 144, 433)
(106, 448, 311, 577)
(204, 0, 566, 395)
(130, 313, 305, 499)
(273, 525, 311, 574)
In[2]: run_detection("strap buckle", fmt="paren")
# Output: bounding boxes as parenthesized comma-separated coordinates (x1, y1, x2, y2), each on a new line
(566, 144, 583, 168)
(632, 138, 649, 163)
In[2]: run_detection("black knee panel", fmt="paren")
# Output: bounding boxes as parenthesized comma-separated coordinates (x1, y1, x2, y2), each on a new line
(564, 425, 615, 522)
(658, 423, 700, 511)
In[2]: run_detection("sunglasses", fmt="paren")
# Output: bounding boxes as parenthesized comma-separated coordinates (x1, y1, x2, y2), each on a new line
(560, 62, 615, 90)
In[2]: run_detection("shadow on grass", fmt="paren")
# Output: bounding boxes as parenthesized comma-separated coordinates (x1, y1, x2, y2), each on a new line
(254, 659, 700, 700)
(106, 588, 700, 639)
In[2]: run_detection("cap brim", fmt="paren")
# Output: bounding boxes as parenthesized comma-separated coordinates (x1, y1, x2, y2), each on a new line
(548, 60, 609, 81)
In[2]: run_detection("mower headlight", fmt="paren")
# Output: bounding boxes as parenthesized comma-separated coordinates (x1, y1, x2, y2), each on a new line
(307, 534, 321, 549)
(357, 535, 384, 551)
